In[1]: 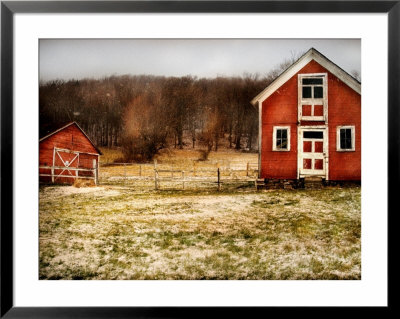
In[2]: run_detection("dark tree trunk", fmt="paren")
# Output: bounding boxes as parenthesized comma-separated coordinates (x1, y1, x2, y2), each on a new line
(228, 122, 233, 148)
(235, 134, 241, 150)
(247, 126, 254, 150)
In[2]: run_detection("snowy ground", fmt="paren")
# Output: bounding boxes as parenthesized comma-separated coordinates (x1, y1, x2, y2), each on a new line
(39, 185, 361, 280)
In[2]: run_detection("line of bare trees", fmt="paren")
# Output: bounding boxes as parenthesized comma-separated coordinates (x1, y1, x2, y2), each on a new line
(39, 52, 316, 161)
(39, 74, 270, 161)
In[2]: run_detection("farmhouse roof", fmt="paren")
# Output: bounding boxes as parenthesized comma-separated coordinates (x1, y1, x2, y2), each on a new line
(251, 48, 361, 106)
(39, 121, 102, 155)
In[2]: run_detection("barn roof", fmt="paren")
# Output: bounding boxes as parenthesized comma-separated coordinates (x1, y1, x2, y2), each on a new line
(39, 121, 102, 155)
(251, 48, 361, 106)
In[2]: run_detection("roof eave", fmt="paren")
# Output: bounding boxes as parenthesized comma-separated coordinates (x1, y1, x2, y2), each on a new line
(250, 48, 361, 106)
(39, 121, 103, 155)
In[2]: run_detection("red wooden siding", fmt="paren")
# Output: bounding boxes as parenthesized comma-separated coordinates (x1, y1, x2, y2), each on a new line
(260, 59, 361, 181)
(260, 61, 299, 179)
(39, 123, 100, 184)
(328, 77, 361, 180)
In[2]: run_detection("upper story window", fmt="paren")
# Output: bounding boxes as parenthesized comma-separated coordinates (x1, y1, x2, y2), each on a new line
(298, 73, 327, 122)
(302, 77, 324, 99)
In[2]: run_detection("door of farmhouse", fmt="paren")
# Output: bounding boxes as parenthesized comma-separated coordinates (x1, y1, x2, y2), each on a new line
(298, 127, 328, 178)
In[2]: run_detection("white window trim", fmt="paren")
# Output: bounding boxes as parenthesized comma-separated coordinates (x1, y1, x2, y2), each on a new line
(272, 126, 291, 151)
(298, 73, 328, 122)
(336, 125, 356, 151)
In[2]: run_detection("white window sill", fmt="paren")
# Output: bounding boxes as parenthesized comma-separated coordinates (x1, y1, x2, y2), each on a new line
(301, 116, 325, 121)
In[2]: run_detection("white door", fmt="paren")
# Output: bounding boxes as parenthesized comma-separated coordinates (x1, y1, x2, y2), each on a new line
(298, 127, 328, 178)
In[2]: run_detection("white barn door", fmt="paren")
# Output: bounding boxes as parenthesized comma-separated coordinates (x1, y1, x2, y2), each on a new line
(52, 147, 80, 182)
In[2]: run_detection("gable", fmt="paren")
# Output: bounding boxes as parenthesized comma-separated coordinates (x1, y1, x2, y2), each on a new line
(39, 122, 102, 155)
(251, 48, 361, 106)
(260, 59, 360, 125)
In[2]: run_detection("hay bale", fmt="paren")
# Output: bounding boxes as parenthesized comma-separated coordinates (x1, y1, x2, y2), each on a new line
(73, 178, 95, 188)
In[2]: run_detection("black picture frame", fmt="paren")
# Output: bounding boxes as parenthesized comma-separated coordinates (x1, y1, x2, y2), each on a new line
(1, 1, 396, 317)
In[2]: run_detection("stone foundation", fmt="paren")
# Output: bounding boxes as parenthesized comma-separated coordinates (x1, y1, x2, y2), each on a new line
(322, 180, 361, 187)
(257, 178, 361, 190)
(258, 178, 303, 190)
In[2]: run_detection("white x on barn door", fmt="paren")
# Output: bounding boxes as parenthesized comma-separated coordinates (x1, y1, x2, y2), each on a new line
(52, 147, 80, 181)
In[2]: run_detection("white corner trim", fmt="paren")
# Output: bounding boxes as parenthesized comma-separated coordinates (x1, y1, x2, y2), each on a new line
(258, 101, 262, 177)
(251, 48, 361, 106)
(272, 126, 291, 151)
(336, 125, 356, 151)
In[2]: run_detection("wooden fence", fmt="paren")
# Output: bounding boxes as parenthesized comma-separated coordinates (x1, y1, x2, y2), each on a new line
(154, 167, 258, 190)
(99, 160, 258, 190)
(39, 166, 97, 184)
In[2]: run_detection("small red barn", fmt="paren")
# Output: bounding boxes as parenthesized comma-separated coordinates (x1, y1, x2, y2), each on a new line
(39, 122, 102, 184)
(251, 48, 361, 183)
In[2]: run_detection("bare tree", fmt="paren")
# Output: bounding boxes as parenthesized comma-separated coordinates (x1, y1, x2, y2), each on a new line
(40, 71, 271, 159)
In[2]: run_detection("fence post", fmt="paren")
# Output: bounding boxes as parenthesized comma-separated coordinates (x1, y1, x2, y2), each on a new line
(51, 147, 55, 183)
(217, 168, 221, 191)
(93, 160, 98, 186)
(96, 160, 99, 185)
(155, 169, 159, 190)
(154, 159, 158, 190)
(246, 162, 250, 177)
(182, 171, 185, 190)
(51, 166, 55, 183)
(139, 165, 142, 177)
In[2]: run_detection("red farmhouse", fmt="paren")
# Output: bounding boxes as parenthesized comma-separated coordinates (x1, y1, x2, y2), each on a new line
(39, 122, 102, 184)
(251, 48, 361, 183)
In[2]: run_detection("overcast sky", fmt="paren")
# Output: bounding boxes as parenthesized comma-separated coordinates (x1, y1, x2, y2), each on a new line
(39, 39, 360, 81)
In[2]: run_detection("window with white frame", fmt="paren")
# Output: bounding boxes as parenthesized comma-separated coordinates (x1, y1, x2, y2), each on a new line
(337, 126, 355, 151)
(302, 77, 324, 99)
(273, 126, 290, 151)
(298, 74, 327, 121)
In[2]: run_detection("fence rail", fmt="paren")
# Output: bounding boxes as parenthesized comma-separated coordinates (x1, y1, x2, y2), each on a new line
(39, 165, 97, 184)
(154, 168, 257, 190)
(99, 159, 258, 190)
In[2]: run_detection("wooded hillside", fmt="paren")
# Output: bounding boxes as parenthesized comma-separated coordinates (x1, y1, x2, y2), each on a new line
(39, 51, 308, 161)
(40, 74, 271, 159)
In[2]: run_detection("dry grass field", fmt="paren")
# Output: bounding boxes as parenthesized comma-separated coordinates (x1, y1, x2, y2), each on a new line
(39, 182, 361, 280)
(98, 146, 258, 165)
(98, 148, 259, 189)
